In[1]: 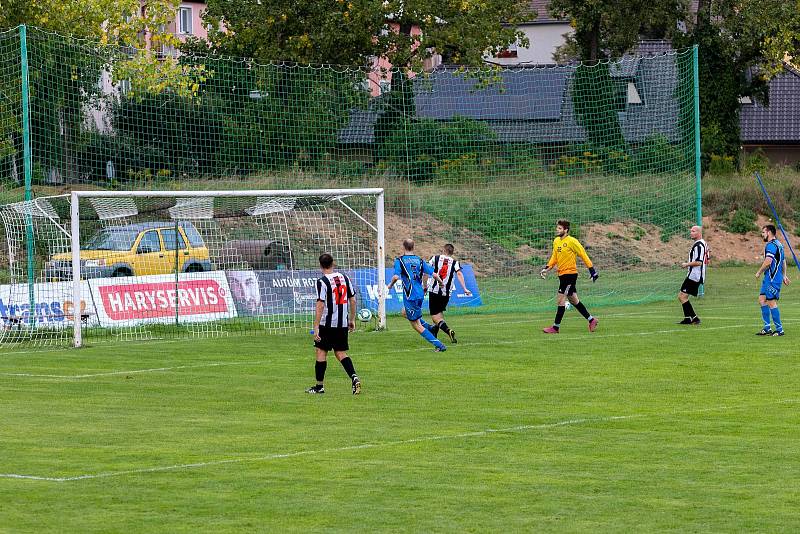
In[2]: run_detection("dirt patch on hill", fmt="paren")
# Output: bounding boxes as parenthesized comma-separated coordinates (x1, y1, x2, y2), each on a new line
(383, 211, 519, 276)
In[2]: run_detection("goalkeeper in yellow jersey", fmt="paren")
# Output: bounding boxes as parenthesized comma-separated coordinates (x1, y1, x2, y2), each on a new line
(540, 220, 599, 334)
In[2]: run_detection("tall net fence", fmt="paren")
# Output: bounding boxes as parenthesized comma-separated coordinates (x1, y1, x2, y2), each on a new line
(1, 26, 700, 342)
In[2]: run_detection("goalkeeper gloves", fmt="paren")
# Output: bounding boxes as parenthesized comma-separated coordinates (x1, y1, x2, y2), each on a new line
(589, 267, 599, 282)
(540, 266, 549, 279)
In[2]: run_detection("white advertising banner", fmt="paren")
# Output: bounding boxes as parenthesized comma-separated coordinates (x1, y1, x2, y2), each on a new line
(1, 271, 237, 330)
(91, 271, 237, 325)
(0, 280, 98, 329)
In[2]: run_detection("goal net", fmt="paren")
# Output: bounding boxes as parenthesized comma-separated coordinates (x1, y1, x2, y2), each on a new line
(0, 189, 385, 347)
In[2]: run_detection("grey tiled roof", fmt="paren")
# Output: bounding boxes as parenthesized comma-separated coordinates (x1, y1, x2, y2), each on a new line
(339, 50, 684, 146)
(740, 65, 800, 144)
(526, 0, 567, 23)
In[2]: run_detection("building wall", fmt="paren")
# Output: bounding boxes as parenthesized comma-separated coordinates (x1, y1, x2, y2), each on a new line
(489, 22, 572, 66)
(743, 145, 800, 167)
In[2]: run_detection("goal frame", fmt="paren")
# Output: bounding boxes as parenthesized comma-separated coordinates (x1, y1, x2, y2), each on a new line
(69, 188, 386, 347)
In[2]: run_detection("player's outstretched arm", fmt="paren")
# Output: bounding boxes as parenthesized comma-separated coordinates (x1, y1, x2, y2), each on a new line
(456, 270, 472, 296)
(572, 239, 598, 281)
(386, 274, 399, 290)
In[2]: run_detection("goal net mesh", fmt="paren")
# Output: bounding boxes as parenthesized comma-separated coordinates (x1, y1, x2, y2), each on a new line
(0, 192, 381, 347)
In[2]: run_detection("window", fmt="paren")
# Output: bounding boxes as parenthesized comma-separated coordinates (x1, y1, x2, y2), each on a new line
(497, 41, 518, 59)
(627, 82, 642, 105)
(161, 228, 187, 251)
(379, 79, 391, 94)
(137, 231, 161, 254)
(178, 7, 193, 35)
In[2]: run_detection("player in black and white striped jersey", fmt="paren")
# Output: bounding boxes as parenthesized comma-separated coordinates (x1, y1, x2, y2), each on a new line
(307, 253, 361, 395)
(426, 244, 472, 343)
(677, 225, 707, 325)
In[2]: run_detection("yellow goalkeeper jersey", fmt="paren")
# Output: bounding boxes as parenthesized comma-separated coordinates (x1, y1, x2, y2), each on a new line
(547, 235, 593, 275)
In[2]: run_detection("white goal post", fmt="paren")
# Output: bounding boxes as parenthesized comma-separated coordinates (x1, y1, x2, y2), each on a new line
(66, 188, 386, 347)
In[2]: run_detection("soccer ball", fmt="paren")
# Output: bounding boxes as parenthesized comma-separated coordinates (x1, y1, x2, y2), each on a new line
(357, 308, 373, 322)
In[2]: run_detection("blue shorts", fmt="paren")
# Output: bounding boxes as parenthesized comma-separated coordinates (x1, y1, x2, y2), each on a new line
(760, 279, 782, 300)
(403, 297, 424, 322)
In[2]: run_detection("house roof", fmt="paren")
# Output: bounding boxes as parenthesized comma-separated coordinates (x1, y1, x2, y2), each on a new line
(740, 64, 800, 144)
(339, 48, 684, 146)
(524, 0, 567, 23)
(522, 1, 699, 25)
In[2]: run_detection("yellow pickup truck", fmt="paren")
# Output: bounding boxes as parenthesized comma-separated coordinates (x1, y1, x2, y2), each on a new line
(46, 222, 212, 280)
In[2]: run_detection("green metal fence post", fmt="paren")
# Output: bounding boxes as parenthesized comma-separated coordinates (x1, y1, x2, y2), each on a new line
(692, 44, 702, 226)
(20, 25, 37, 326)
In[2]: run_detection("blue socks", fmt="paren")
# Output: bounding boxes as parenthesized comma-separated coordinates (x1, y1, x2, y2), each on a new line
(761, 305, 771, 329)
(420, 328, 444, 349)
(770, 307, 783, 332)
(420, 318, 434, 333)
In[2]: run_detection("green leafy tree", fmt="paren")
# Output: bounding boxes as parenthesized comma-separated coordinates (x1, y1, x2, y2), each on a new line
(194, 0, 530, 70)
(674, 0, 800, 163)
(548, 0, 687, 61)
(547, 0, 687, 154)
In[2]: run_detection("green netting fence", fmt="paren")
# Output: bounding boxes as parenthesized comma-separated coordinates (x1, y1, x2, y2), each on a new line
(0, 26, 701, 345)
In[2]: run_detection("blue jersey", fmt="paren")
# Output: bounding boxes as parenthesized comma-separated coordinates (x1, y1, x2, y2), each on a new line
(394, 255, 434, 301)
(764, 239, 785, 285)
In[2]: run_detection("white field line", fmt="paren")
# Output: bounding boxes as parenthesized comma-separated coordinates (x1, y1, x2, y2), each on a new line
(1, 398, 796, 483)
(1, 317, 794, 379)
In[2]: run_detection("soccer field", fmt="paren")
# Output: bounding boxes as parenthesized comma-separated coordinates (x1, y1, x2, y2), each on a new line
(1, 266, 798, 532)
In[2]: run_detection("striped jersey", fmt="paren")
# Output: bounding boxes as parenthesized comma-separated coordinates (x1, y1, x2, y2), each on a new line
(763, 239, 785, 285)
(686, 239, 708, 283)
(547, 235, 593, 275)
(427, 255, 462, 297)
(316, 272, 355, 328)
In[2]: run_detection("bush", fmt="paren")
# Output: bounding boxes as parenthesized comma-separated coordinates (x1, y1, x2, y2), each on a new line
(726, 208, 757, 234)
(634, 134, 683, 174)
(743, 148, 770, 175)
(379, 116, 496, 182)
(708, 154, 736, 175)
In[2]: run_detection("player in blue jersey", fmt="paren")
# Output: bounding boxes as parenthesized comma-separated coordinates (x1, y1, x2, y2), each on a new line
(755, 224, 791, 336)
(386, 239, 448, 351)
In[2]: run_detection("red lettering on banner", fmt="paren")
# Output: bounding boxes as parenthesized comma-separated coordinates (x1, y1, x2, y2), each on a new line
(99, 280, 229, 321)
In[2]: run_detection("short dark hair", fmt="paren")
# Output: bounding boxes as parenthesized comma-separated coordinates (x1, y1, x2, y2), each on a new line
(403, 238, 415, 251)
(319, 253, 334, 268)
(443, 243, 455, 255)
(763, 224, 777, 236)
(557, 220, 570, 231)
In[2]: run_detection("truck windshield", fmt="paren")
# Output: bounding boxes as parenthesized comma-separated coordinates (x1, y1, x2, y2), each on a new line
(84, 228, 138, 251)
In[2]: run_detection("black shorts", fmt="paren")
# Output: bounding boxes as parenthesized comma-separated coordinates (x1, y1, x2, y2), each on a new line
(558, 274, 578, 296)
(428, 293, 450, 315)
(680, 277, 701, 297)
(314, 326, 349, 352)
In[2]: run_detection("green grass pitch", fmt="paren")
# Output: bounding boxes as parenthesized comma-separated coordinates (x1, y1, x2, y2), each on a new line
(1, 266, 799, 531)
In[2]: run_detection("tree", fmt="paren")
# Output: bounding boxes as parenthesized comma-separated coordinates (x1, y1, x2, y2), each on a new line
(674, 0, 800, 162)
(548, 0, 687, 62)
(0, 0, 211, 185)
(545, 1, 686, 154)
(194, 0, 530, 70)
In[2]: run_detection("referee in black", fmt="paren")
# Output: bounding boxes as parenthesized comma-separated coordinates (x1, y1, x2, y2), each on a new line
(307, 253, 361, 395)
